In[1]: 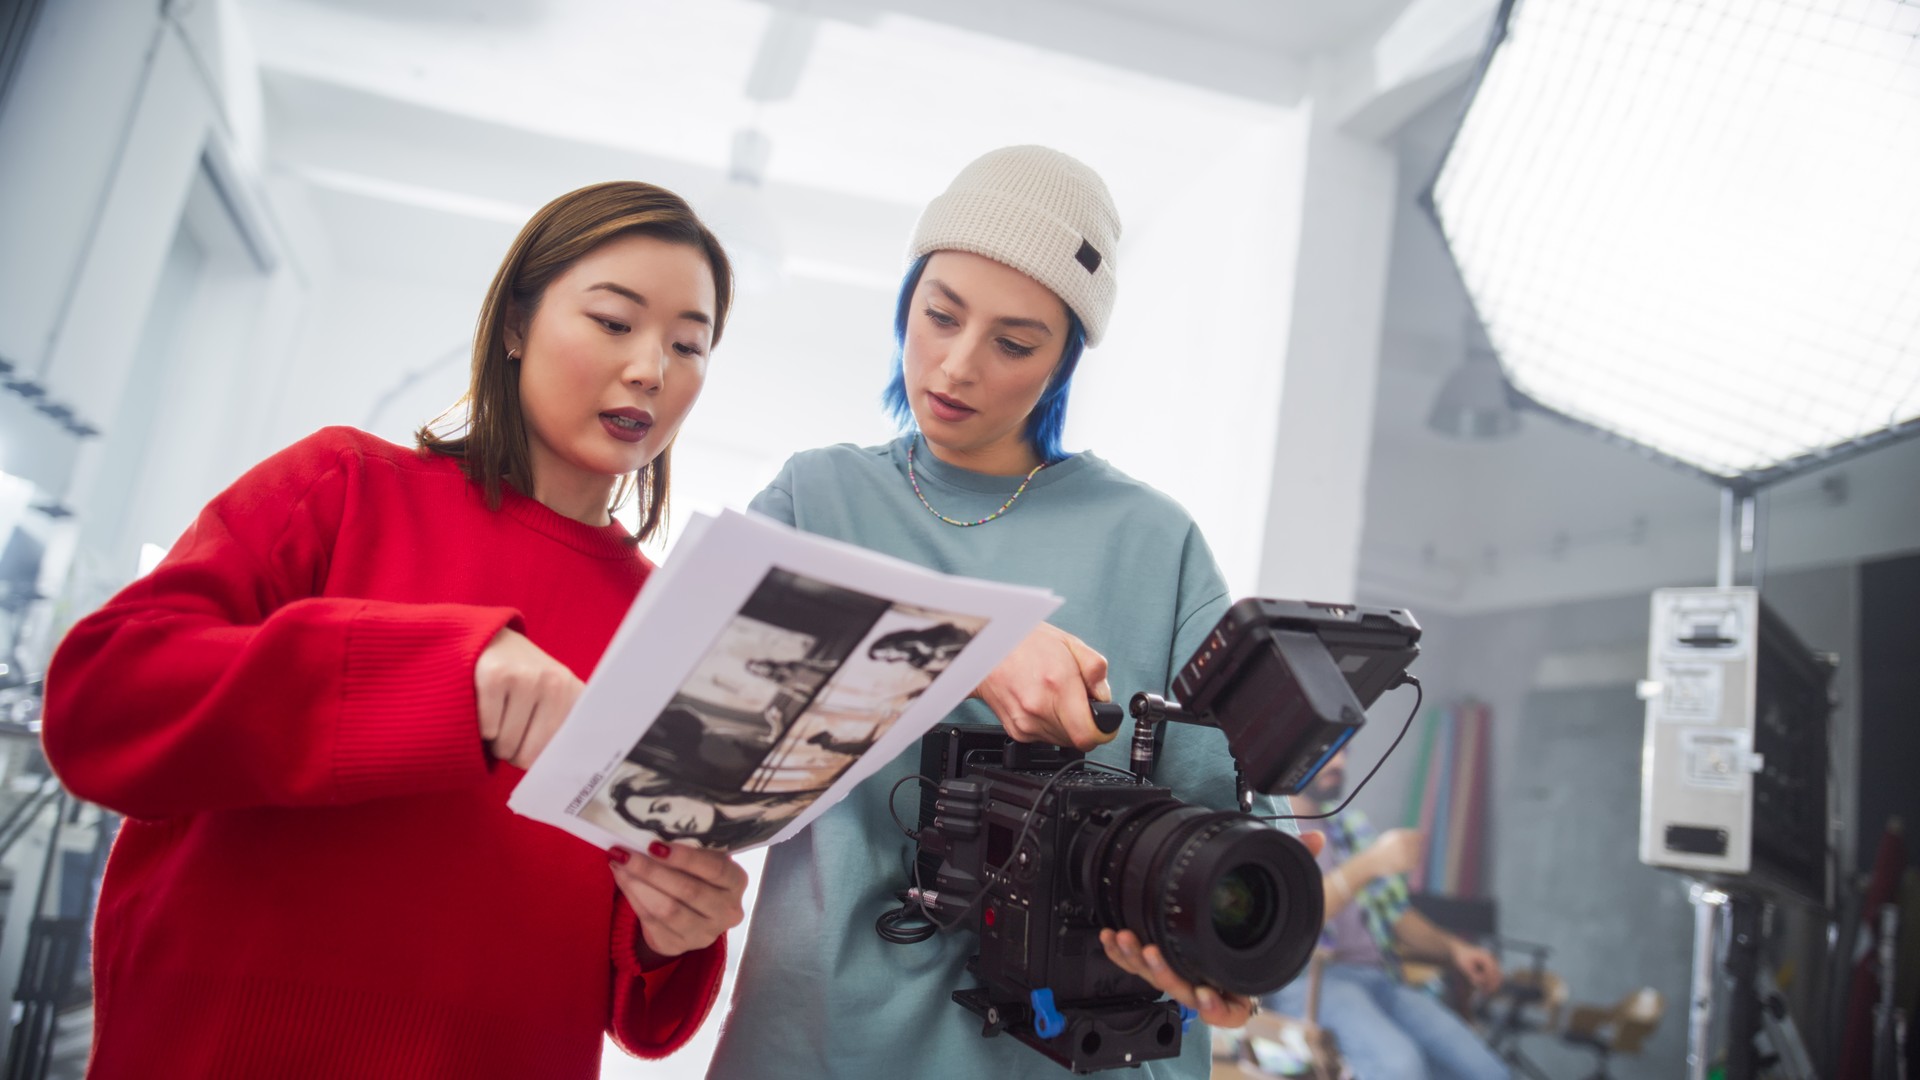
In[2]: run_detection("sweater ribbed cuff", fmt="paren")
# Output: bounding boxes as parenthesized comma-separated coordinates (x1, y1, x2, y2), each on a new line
(334, 603, 521, 804)
(609, 909, 727, 1058)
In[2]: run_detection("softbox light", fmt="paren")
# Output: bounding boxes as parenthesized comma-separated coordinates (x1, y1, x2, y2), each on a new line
(1429, 0, 1920, 488)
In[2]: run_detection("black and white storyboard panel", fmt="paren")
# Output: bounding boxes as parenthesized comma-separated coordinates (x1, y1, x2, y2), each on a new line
(509, 509, 1059, 854)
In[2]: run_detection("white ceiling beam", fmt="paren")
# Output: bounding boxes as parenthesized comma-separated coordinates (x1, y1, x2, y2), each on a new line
(260, 69, 917, 281)
(1318, 0, 1499, 142)
(745, 9, 820, 104)
(759, 0, 1310, 105)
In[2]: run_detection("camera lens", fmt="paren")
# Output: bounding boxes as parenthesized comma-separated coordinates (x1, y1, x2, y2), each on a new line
(1081, 801, 1323, 996)
(1210, 863, 1277, 949)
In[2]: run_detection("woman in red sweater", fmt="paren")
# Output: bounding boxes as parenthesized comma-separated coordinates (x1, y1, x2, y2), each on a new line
(40, 181, 749, 1078)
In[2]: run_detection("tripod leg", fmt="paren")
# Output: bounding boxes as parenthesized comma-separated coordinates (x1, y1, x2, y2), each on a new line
(1726, 896, 1762, 1080)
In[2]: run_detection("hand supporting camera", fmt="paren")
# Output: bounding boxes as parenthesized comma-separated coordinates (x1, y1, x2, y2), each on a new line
(1098, 830, 1328, 1029)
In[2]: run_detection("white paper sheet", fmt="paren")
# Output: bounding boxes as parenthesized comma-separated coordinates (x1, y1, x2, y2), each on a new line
(509, 509, 1060, 854)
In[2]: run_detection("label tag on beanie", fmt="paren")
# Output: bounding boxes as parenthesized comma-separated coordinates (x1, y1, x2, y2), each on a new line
(1074, 240, 1102, 273)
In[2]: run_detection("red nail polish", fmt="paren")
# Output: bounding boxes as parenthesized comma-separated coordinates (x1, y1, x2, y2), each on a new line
(608, 847, 631, 865)
(648, 841, 672, 860)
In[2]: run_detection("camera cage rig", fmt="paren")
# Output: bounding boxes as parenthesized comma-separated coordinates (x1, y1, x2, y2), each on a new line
(878, 598, 1424, 1074)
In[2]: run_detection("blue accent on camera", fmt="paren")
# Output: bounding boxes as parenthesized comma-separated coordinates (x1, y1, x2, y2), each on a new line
(1296, 726, 1358, 793)
(1179, 1003, 1199, 1033)
(1030, 989, 1066, 1039)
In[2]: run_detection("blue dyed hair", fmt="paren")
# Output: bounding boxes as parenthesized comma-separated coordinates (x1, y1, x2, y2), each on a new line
(881, 254, 1087, 465)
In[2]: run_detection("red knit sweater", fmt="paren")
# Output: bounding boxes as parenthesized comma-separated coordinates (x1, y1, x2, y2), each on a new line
(41, 427, 724, 1079)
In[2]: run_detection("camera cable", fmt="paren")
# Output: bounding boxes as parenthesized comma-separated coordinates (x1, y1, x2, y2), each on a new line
(1263, 674, 1423, 823)
(876, 756, 1137, 945)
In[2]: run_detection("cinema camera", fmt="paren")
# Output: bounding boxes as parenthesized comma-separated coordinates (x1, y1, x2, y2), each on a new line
(877, 599, 1423, 1073)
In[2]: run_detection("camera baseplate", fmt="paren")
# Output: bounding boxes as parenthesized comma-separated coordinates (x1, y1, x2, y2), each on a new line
(952, 984, 1190, 1075)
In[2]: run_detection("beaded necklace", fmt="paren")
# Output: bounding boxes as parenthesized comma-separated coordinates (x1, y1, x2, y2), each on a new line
(906, 437, 1046, 527)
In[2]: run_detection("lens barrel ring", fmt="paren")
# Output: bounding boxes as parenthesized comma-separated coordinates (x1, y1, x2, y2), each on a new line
(1091, 803, 1325, 997)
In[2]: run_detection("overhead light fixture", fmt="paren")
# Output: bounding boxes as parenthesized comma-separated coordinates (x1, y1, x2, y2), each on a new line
(1429, 326, 1521, 439)
(704, 128, 787, 295)
(701, 10, 815, 296)
(1429, 0, 1920, 487)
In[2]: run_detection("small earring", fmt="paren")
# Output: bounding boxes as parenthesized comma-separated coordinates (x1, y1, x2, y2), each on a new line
(507, 349, 520, 361)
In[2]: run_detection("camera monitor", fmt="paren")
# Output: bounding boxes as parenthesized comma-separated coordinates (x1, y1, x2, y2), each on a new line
(1174, 599, 1423, 796)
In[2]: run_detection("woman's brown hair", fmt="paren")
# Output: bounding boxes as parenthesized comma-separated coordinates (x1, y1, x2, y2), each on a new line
(418, 181, 734, 543)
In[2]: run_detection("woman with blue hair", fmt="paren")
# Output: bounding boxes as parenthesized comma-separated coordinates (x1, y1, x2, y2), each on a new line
(708, 146, 1287, 1080)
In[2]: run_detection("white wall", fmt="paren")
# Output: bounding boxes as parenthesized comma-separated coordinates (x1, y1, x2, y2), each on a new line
(1254, 95, 1400, 604)
(0, 0, 324, 647)
(1070, 116, 1312, 596)
(0, 0, 164, 507)
(0, 0, 161, 378)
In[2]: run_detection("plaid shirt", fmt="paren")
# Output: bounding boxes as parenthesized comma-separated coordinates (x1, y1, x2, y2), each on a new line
(1313, 808, 1413, 980)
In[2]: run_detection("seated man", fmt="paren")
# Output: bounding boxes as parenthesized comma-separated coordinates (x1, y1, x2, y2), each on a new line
(1262, 750, 1511, 1080)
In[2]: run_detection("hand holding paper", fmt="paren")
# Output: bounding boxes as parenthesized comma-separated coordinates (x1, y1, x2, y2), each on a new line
(610, 841, 750, 962)
(509, 510, 1061, 855)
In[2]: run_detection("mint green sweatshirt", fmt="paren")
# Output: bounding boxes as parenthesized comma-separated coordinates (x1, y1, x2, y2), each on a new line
(708, 437, 1282, 1080)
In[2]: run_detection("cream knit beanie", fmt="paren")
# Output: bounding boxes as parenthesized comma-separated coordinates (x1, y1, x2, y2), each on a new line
(908, 146, 1121, 346)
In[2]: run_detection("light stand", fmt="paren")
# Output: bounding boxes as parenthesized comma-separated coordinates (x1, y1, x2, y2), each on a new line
(1676, 487, 1825, 1080)
(1684, 882, 1725, 1080)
